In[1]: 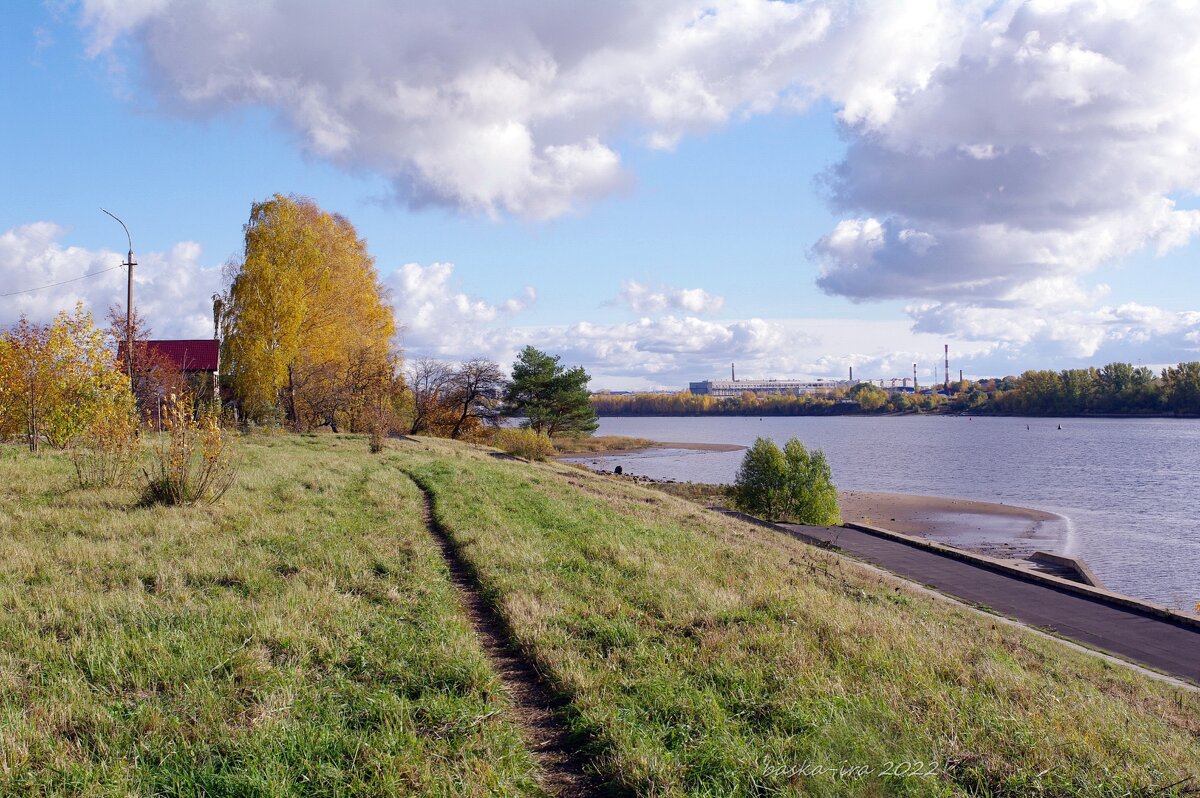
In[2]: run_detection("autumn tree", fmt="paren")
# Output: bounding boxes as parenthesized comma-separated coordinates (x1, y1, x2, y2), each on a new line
(448, 358, 505, 439)
(849, 382, 887, 412)
(221, 194, 397, 429)
(504, 346, 597, 437)
(0, 303, 130, 452)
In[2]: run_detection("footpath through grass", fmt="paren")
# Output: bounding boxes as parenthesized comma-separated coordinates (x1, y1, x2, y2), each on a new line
(0, 436, 540, 797)
(403, 438, 1200, 797)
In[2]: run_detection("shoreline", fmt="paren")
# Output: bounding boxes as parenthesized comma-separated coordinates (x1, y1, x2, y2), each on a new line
(838, 490, 1068, 560)
(561, 436, 1072, 561)
(570, 456, 1071, 561)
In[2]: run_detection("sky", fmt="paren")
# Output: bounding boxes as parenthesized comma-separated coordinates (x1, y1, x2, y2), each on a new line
(2, 0, 1199, 391)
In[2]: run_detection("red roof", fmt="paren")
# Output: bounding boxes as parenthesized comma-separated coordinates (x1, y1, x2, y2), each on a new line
(117, 339, 219, 372)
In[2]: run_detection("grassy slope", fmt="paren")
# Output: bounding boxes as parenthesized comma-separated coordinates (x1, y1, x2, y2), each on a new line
(404, 438, 1200, 797)
(3, 434, 1198, 797)
(0, 437, 540, 797)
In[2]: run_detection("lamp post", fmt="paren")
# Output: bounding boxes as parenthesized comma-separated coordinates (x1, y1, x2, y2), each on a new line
(101, 209, 136, 394)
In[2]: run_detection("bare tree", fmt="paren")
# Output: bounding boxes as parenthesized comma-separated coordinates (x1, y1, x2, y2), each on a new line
(407, 358, 453, 435)
(448, 358, 505, 439)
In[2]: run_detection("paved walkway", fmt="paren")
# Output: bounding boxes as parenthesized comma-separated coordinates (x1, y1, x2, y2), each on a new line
(783, 523, 1200, 684)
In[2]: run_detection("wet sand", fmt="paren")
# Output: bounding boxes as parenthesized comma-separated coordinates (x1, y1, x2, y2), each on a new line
(840, 490, 1069, 559)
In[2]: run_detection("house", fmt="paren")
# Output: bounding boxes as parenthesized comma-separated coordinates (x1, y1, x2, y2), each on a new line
(117, 338, 220, 402)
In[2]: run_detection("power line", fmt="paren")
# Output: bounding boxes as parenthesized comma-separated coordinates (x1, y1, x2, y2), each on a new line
(0, 264, 126, 298)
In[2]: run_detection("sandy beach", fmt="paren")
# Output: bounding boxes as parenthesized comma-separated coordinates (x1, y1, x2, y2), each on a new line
(839, 490, 1069, 559)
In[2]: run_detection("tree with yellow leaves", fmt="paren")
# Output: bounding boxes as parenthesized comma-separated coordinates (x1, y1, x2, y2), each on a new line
(221, 194, 398, 429)
(0, 303, 131, 452)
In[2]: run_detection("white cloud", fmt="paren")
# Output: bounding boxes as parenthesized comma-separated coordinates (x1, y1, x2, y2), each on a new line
(71, 1, 1200, 371)
(77, 0, 969, 219)
(384, 262, 535, 358)
(612, 279, 725, 315)
(0, 222, 219, 338)
(814, 1, 1200, 314)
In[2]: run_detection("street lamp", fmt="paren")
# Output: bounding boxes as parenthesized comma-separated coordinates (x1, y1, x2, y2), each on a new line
(101, 209, 137, 393)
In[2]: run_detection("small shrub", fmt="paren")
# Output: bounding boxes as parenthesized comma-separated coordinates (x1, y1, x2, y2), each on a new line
(142, 393, 237, 505)
(730, 436, 840, 524)
(70, 391, 140, 488)
(368, 417, 386, 453)
(492, 427, 556, 461)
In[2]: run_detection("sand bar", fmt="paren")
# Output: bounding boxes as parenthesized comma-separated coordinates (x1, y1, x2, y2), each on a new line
(840, 490, 1069, 559)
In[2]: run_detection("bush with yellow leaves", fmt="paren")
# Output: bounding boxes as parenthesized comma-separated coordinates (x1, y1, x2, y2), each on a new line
(142, 392, 236, 505)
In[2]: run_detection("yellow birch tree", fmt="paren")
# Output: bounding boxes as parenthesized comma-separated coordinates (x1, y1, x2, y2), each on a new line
(221, 194, 397, 429)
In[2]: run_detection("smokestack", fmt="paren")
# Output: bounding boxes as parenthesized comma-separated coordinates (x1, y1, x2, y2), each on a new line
(944, 344, 949, 390)
(849, 366, 853, 382)
(731, 363, 735, 382)
(959, 369, 963, 383)
(913, 363, 918, 393)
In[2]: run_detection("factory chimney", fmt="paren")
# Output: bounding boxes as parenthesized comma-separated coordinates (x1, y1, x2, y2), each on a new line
(849, 366, 853, 382)
(913, 363, 918, 393)
(944, 344, 950, 391)
(731, 363, 736, 382)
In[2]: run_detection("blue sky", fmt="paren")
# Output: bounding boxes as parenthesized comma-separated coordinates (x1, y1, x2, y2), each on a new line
(3, 1, 1199, 389)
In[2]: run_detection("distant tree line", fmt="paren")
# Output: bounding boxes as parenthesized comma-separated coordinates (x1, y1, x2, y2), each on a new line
(593, 361, 1200, 418)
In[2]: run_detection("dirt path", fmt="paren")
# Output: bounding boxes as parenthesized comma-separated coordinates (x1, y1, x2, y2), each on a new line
(412, 482, 604, 796)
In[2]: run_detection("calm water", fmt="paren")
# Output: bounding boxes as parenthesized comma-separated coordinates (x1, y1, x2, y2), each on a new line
(573, 416, 1200, 608)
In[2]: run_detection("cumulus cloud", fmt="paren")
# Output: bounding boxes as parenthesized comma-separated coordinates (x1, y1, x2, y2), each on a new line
(612, 279, 725, 315)
(384, 262, 535, 358)
(72, 1, 1200, 370)
(0, 222, 220, 338)
(77, 0, 968, 219)
(814, 1, 1200, 323)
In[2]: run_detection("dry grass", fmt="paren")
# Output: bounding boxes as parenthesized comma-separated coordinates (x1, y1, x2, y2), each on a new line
(551, 434, 659, 454)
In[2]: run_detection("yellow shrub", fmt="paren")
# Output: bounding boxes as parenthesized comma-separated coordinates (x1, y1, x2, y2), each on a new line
(491, 427, 556, 461)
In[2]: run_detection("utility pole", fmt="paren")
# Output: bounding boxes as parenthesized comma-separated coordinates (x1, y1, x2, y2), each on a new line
(102, 209, 136, 394)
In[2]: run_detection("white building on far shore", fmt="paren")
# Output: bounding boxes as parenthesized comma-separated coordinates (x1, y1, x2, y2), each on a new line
(688, 378, 855, 397)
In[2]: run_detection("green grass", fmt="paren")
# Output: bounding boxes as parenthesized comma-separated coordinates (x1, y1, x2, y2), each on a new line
(0, 436, 540, 797)
(3, 434, 1199, 797)
(403, 438, 1200, 797)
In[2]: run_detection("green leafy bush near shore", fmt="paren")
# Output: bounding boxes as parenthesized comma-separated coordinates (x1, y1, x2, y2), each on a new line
(0, 437, 540, 796)
(406, 438, 1199, 797)
(730, 436, 840, 525)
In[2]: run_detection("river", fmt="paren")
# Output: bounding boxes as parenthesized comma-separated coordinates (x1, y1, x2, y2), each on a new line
(570, 415, 1200, 609)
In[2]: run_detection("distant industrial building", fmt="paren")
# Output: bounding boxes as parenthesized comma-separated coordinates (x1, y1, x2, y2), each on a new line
(688, 378, 853, 397)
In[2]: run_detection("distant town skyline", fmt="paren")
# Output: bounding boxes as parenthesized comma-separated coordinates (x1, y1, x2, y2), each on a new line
(3, 1, 1199, 390)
